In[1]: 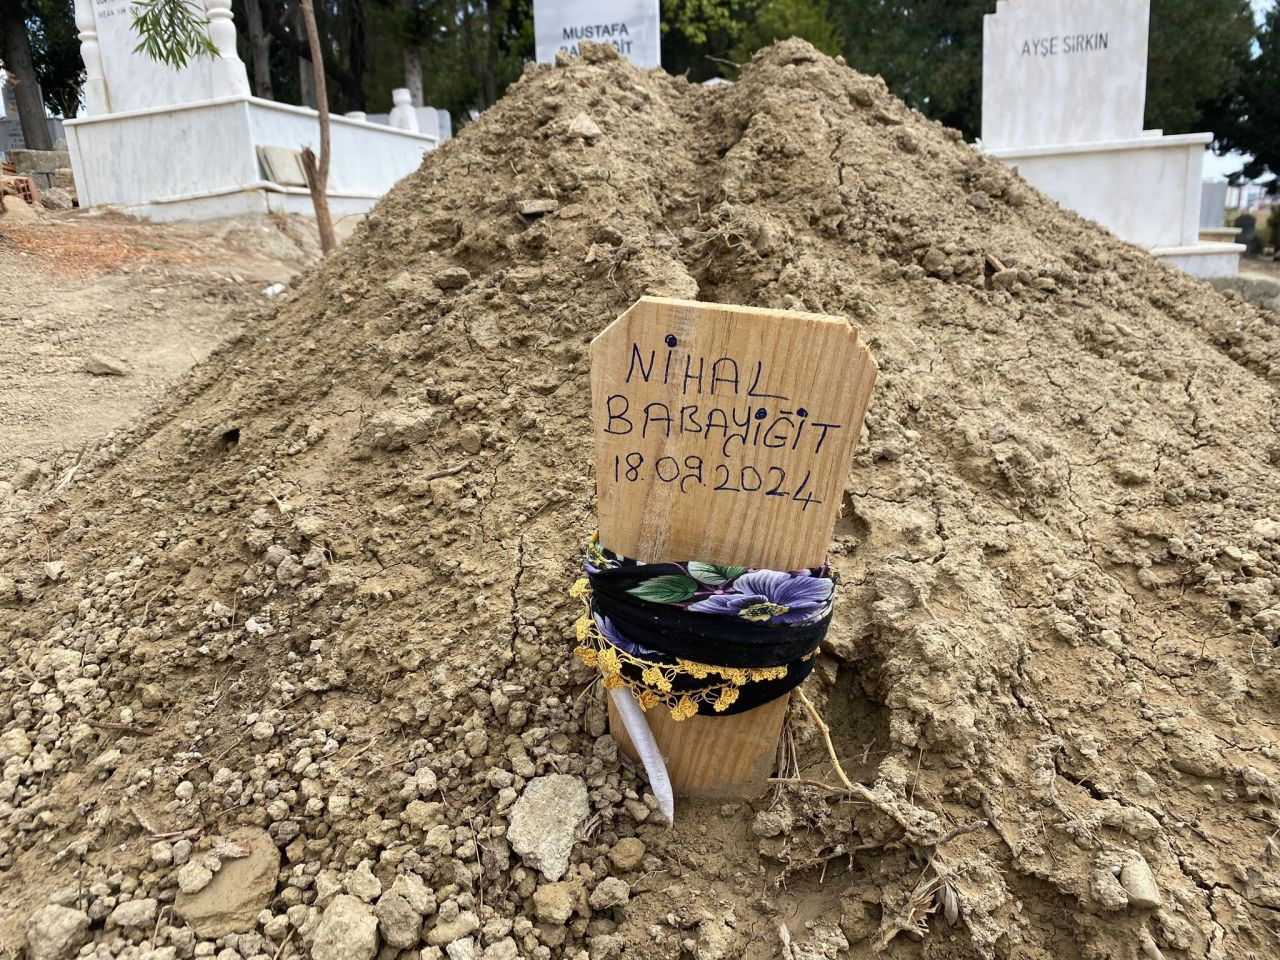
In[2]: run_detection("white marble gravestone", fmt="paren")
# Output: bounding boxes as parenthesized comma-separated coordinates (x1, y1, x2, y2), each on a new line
(981, 0, 1242, 277)
(534, 0, 661, 68)
(65, 0, 437, 220)
(76, 0, 249, 116)
(982, 0, 1149, 149)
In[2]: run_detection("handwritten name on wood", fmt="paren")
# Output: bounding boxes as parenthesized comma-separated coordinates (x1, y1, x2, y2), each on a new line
(590, 297, 876, 572)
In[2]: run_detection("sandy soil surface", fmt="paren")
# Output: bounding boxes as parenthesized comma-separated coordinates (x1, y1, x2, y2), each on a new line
(0, 211, 318, 473)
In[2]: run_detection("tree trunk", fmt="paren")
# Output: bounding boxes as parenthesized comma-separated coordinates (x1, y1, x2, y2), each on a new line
(1, 4, 54, 151)
(298, 0, 335, 254)
(403, 46, 423, 107)
(243, 0, 275, 100)
(345, 0, 366, 111)
(294, 0, 315, 107)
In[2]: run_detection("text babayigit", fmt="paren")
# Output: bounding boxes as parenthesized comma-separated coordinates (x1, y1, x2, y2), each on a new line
(599, 338, 847, 510)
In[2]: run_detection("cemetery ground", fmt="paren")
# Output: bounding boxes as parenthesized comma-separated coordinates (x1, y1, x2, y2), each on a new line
(0, 212, 323, 474)
(3, 40, 1280, 960)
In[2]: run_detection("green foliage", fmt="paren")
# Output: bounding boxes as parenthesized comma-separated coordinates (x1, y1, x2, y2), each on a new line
(688, 562, 747, 585)
(1145, 0, 1255, 133)
(659, 0, 750, 79)
(131, 0, 218, 69)
(662, 0, 741, 46)
(1212, 5, 1280, 188)
(730, 0, 842, 63)
(25, 0, 83, 117)
(627, 575, 700, 604)
(832, 0, 988, 137)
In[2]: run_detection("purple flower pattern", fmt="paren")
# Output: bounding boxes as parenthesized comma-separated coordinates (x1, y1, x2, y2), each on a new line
(687, 570, 833, 625)
(585, 535, 834, 628)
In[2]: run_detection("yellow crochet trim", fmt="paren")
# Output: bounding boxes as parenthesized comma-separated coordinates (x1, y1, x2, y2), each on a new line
(570, 577, 801, 721)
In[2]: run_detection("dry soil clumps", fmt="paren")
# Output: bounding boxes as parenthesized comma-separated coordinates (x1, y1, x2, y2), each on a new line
(3, 39, 1280, 960)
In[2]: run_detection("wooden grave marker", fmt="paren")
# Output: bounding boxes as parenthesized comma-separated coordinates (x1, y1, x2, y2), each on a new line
(590, 297, 877, 796)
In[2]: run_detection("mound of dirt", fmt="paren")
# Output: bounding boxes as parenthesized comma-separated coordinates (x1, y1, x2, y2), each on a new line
(3, 39, 1280, 960)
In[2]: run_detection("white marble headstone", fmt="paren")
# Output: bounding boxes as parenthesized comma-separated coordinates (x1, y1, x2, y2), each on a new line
(533, 0, 661, 68)
(982, 0, 1151, 149)
(75, 0, 248, 115)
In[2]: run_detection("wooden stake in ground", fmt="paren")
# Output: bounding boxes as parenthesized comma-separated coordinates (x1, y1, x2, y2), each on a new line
(590, 297, 876, 796)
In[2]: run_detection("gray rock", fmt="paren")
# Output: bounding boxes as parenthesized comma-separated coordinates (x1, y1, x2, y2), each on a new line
(10, 457, 43, 490)
(374, 891, 421, 948)
(435, 266, 471, 290)
(346, 860, 382, 902)
(1120, 856, 1162, 909)
(389, 873, 435, 915)
(25, 904, 91, 960)
(174, 827, 279, 938)
(83, 354, 128, 377)
(1089, 868, 1129, 911)
(40, 186, 75, 210)
(568, 113, 602, 140)
(445, 939, 478, 960)
(480, 939, 519, 960)
(110, 898, 158, 928)
(176, 859, 215, 894)
(515, 199, 558, 216)
(507, 775, 589, 881)
(426, 910, 479, 947)
(312, 895, 378, 960)
(588, 877, 629, 910)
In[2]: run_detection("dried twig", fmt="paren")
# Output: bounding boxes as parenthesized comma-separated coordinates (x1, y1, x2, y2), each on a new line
(795, 688, 855, 791)
(423, 464, 466, 481)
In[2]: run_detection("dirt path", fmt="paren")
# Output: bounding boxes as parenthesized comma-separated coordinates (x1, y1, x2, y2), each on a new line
(0, 211, 318, 476)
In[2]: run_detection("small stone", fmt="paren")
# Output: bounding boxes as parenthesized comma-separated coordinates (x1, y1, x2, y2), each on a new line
(1120, 856, 1162, 909)
(480, 939, 518, 960)
(967, 190, 991, 211)
(607, 838, 645, 872)
(390, 874, 435, 916)
(150, 842, 174, 868)
(84, 354, 128, 376)
(532, 883, 575, 925)
(458, 427, 483, 456)
(375, 891, 421, 949)
(567, 113, 602, 140)
(110, 898, 158, 929)
(444, 939, 478, 960)
(2, 728, 33, 757)
(507, 775, 589, 881)
(1090, 868, 1129, 911)
(693, 917, 739, 960)
(515, 198, 559, 216)
(177, 860, 215, 894)
(346, 860, 382, 902)
(435, 266, 471, 290)
(588, 877, 629, 910)
(311, 895, 378, 960)
(10, 457, 43, 490)
(25, 904, 91, 960)
(426, 909, 480, 947)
